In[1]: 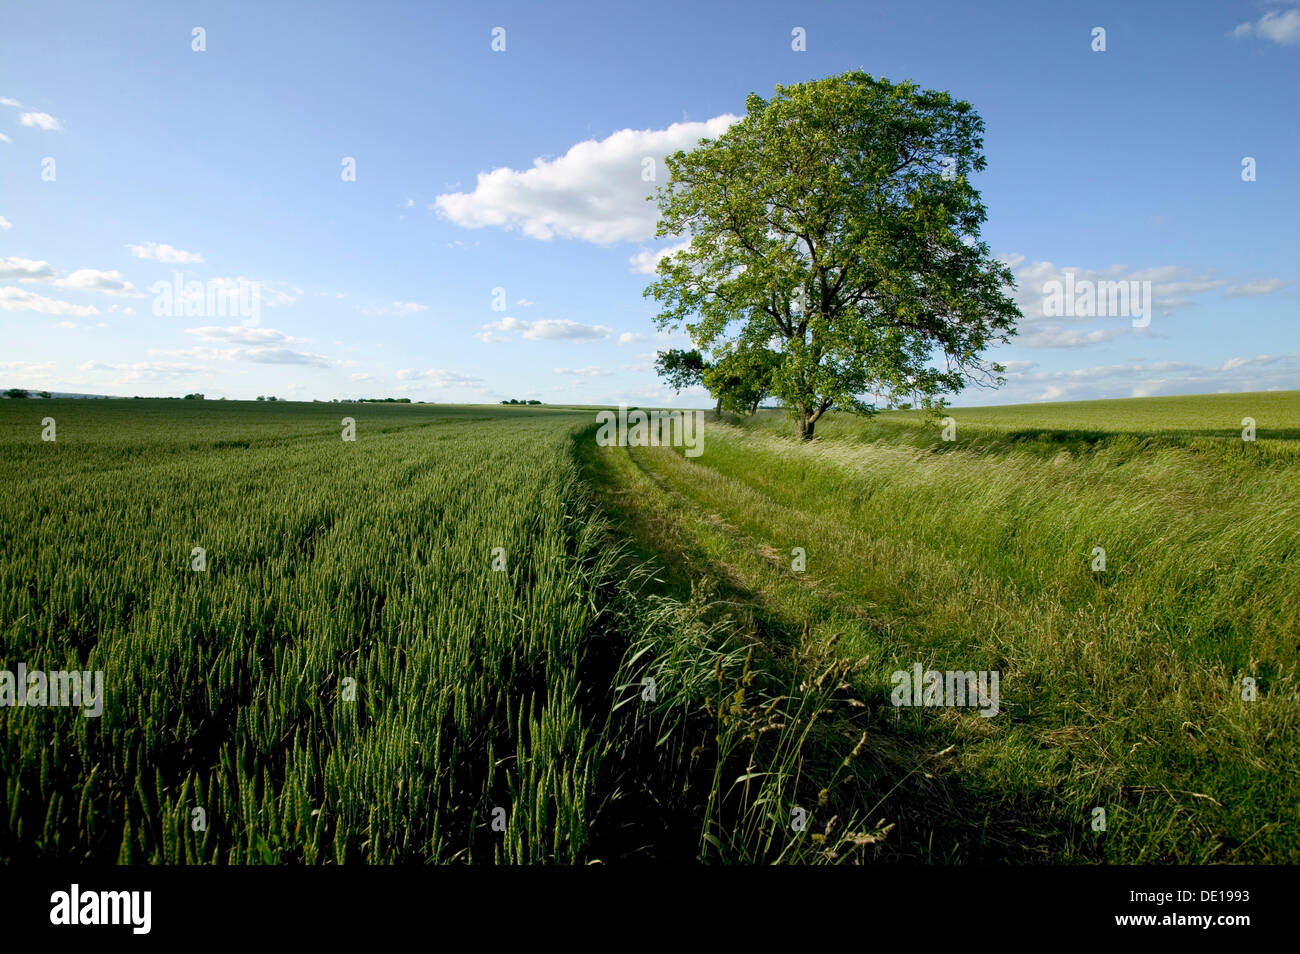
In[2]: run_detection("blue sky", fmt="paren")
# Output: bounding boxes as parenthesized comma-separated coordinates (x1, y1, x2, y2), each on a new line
(2, 0, 1297, 405)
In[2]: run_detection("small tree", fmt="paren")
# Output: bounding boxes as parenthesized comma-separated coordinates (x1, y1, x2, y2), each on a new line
(38, 391, 52, 399)
(654, 348, 721, 417)
(3, 388, 30, 399)
(646, 71, 1020, 439)
(703, 344, 781, 415)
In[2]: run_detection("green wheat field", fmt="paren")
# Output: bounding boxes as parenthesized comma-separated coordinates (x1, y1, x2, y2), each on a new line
(1, 391, 1296, 863)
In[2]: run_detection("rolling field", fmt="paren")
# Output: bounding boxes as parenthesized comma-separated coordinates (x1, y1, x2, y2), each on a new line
(2, 392, 1296, 864)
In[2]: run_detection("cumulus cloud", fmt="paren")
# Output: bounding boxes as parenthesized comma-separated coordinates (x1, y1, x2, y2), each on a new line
(395, 368, 485, 387)
(1224, 278, 1294, 298)
(629, 239, 691, 274)
(1229, 8, 1300, 45)
(0, 134, 10, 144)
(54, 269, 141, 296)
(995, 254, 1297, 349)
(1016, 325, 1131, 349)
(0, 216, 14, 229)
(0, 286, 99, 316)
(240, 347, 332, 366)
(152, 344, 333, 367)
(0, 360, 56, 386)
(478, 315, 612, 342)
(78, 360, 206, 382)
(992, 353, 1300, 403)
(360, 301, 429, 316)
(553, 366, 613, 376)
(184, 325, 307, 345)
(618, 332, 646, 345)
(1001, 256, 1229, 320)
(19, 111, 61, 131)
(434, 115, 739, 244)
(0, 257, 55, 281)
(127, 241, 204, 264)
(167, 277, 299, 310)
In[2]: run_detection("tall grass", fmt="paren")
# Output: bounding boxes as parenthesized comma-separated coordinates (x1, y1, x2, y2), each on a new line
(582, 392, 1300, 863)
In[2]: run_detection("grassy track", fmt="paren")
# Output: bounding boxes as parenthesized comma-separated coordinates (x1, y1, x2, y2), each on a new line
(581, 392, 1300, 863)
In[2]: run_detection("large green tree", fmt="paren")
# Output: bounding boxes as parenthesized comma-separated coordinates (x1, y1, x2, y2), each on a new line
(645, 71, 1020, 439)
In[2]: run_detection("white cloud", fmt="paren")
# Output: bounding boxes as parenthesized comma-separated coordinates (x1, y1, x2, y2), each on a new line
(516, 298, 536, 307)
(434, 115, 739, 244)
(618, 331, 646, 345)
(239, 347, 332, 366)
(629, 239, 691, 274)
(172, 277, 299, 309)
(1224, 278, 1294, 298)
(0, 257, 55, 281)
(1004, 257, 1227, 320)
(19, 111, 61, 131)
(152, 344, 333, 367)
(0, 134, 11, 144)
(991, 354, 1300, 403)
(184, 325, 307, 345)
(77, 360, 206, 382)
(1016, 325, 1131, 349)
(1230, 9, 1300, 45)
(0, 360, 55, 383)
(0, 286, 99, 316)
(478, 315, 611, 342)
(361, 301, 429, 316)
(395, 368, 484, 387)
(0, 97, 20, 108)
(54, 269, 141, 296)
(553, 366, 613, 376)
(127, 241, 204, 264)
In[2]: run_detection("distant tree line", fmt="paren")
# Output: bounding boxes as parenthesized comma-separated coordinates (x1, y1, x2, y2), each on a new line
(501, 399, 542, 405)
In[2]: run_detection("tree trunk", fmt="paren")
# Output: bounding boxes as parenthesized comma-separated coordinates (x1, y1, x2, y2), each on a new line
(795, 414, 815, 441)
(714, 396, 723, 420)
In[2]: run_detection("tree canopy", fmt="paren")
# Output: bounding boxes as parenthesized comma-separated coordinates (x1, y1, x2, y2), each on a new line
(645, 71, 1020, 438)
